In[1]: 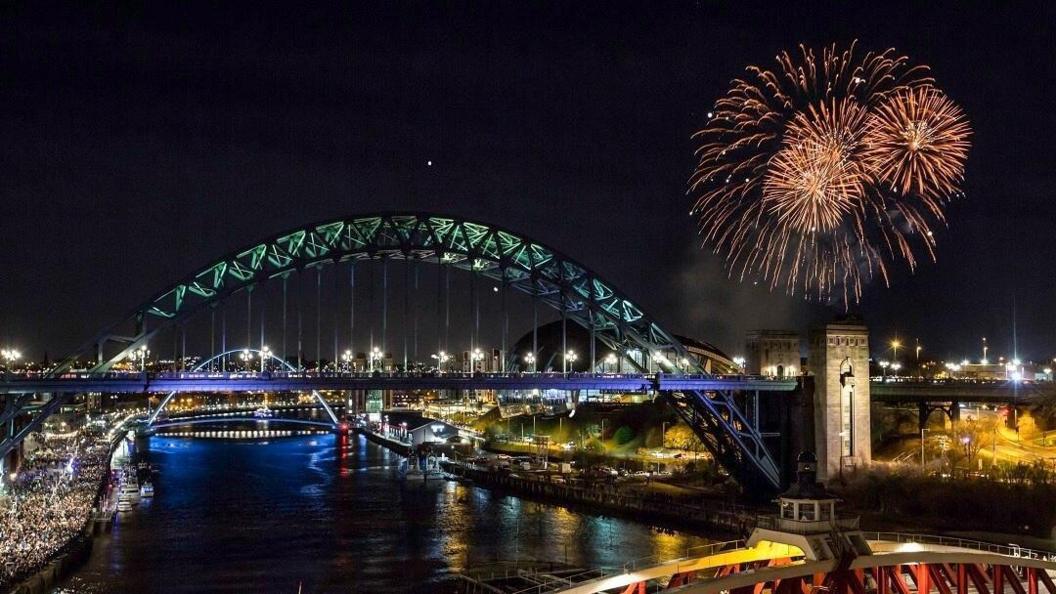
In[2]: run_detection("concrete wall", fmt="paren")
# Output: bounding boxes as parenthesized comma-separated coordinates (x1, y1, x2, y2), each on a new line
(808, 322, 871, 480)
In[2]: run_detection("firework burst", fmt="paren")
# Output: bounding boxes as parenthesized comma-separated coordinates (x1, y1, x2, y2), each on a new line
(863, 86, 972, 202)
(689, 41, 971, 304)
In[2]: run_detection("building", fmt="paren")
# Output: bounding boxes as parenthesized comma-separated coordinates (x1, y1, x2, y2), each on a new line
(383, 411, 465, 446)
(808, 320, 871, 480)
(746, 330, 801, 377)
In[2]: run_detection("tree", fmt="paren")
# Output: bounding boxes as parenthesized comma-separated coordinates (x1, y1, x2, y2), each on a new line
(613, 425, 636, 445)
(952, 417, 993, 471)
(663, 423, 699, 451)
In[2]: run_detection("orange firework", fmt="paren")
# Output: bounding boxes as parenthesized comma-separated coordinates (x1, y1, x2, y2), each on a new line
(763, 98, 868, 234)
(689, 42, 970, 304)
(863, 86, 972, 202)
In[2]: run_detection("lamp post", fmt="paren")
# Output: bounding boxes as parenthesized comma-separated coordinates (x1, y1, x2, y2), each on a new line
(341, 349, 354, 371)
(890, 339, 902, 362)
(431, 351, 450, 374)
(879, 360, 889, 379)
(260, 346, 271, 373)
(661, 421, 668, 449)
(471, 348, 484, 373)
(891, 362, 902, 377)
(129, 346, 150, 373)
(524, 352, 536, 373)
(369, 347, 383, 372)
(239, 348, 253, 370)
(732, 356, 746, 374)
(921, 427, 930, 468)
(563, 350, 577, 375)
(1, 348, 21, 376)
(604, 353, 617, 373)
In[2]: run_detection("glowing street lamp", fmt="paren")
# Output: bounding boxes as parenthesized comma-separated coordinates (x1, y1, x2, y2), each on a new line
(431, 351, 450, 373)
(369, 347, 383, 372)
(524, 352, 536, 373)
(260, 346, 271, 372)
(1, 348, 21, 375)
(890, 340, 902, 362)
(604, 352, 617, 372)
(563, 350, 578, 375)
(341, 349, 354, 371)
(129, 345, 150, 372)
(732, 356, 746, 373)
(879, 360, 889, 379)
(470, 348, 485, 372)
(890, 362, 902, 376)
(239, 348, 253, 370)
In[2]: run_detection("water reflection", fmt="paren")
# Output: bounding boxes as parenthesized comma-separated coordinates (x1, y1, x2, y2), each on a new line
(55, 433, 713, 593)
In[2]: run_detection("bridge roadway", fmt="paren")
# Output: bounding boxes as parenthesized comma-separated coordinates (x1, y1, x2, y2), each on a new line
(533, 533, 1056, 594)
(870, 379, 1054, 404)
(0, 371, 797, 395)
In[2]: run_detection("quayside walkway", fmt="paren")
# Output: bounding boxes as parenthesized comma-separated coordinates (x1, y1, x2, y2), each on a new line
(455, 453, 1056, 594)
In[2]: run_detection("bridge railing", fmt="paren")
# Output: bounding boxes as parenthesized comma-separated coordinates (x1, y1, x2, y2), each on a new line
(866, 532, 1056, 562)
(507, 539, 747, 594)
(3, 370, 793, 382)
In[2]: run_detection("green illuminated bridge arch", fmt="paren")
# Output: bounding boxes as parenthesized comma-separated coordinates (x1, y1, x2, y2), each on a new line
(56, 213, 689, 375)
(45, 212, 785, 491)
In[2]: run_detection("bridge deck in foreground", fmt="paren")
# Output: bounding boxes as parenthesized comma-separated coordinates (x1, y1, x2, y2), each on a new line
(472, 533, 1056, 594)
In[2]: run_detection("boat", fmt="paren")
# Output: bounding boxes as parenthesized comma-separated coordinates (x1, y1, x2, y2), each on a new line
(401, 449, 442, 482)
(121, 479, 141, 503)
(117, 494, 134, 512)
(253, 407, 274, 418)
(140, 481, 154, 498)
(252, 393, 275, 419)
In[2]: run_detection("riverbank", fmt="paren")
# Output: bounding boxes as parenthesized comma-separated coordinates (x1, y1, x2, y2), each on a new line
(354, 427, 411, 455)
(4, 431, 122, 594)
(442, 461, 755, 537)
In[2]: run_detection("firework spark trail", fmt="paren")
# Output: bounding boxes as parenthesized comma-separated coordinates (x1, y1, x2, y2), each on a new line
(689, 41, 971, 305)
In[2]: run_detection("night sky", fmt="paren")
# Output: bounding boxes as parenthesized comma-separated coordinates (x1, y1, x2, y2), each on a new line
(1, 2, 1054, 364)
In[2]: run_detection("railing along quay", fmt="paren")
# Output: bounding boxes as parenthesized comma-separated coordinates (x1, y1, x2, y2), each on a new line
(442, 461, 760, 536)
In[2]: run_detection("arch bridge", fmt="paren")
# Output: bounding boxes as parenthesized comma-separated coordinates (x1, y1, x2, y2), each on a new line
(2, 212, 796, 492)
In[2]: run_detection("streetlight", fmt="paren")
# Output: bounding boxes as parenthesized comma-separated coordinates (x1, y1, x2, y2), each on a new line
(890, 340, 902, 363)
(890, 362, 902, 376)
(341, 349, 354, 371)
(524, 352, 536, 373)
(431, 351, 450, 373)
(471, 348, 484, 372)
(0, 348, 21, 366)
(369, 347, 383, 372)
(879, 360, 889, 379)
(260, 346, 271, 372)
(604, 353, 617, 373)
(661, 421, 669, 449)
(129, 346, 150, 373)
(563, 350, 578, 375)
(732, 356, 746, 374)
(239, 348, 253, 370)
(921, 428, 930, 468)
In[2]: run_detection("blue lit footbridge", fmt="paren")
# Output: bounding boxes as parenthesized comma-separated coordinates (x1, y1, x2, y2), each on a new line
(1, 212, 802, 491)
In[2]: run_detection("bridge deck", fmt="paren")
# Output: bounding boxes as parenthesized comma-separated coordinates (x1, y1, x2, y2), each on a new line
(0, 372, 797, 394)
(548, 533, 1056, 594)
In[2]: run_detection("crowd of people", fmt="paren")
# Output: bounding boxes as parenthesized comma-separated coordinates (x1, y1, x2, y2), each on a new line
(0, 421, 115, 587)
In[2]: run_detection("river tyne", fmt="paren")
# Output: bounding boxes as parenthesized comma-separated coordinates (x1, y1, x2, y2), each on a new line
(53, 431, 713, 593)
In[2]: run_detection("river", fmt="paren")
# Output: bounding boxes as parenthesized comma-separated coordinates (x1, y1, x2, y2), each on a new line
(53, 431, 713, 593)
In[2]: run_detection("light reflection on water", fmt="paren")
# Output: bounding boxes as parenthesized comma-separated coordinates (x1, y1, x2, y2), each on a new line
(54, 432, 714, 593)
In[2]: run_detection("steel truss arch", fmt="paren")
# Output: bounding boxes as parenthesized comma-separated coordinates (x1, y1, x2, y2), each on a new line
(41, 212, 782, 490)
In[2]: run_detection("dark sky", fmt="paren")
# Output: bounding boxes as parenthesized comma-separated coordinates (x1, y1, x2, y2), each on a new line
(1, 2, 1054, 364)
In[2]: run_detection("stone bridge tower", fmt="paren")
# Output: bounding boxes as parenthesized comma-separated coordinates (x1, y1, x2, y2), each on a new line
(808, 320, 871, 480)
